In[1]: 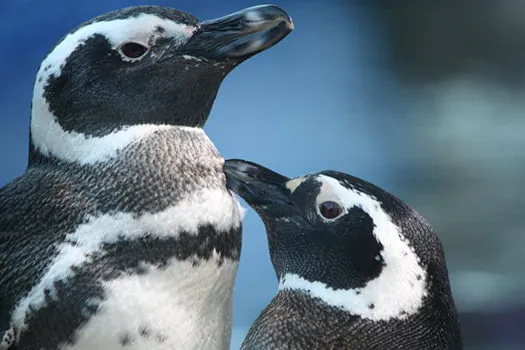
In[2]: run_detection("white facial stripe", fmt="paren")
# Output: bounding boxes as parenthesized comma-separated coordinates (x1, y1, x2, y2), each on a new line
(285, 177, 307, 193)
(10, 188, 242, 337)
(279, 175, 427, 321)
(31, 14, 197, 163)
(314, 179, 346, 219)
(40, 13, 195, 82)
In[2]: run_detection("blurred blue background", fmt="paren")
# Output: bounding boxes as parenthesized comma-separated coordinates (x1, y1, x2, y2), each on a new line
(1, 1, 524, 349)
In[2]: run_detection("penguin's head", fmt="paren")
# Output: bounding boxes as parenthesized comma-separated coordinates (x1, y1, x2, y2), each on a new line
(225, 159, 458, 323)
(30, 6, 292, 163)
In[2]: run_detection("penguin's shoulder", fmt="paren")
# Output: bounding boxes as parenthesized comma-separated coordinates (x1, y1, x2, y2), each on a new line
(0, 164, 81, 331)
(244, 289, 462, 350)
(0, 163, 81, 234)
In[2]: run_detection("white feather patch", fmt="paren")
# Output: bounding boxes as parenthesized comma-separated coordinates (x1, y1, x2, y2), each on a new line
(279, 175, 427, 321)
(0, 328, 15, 350)
(10, 187, 242, 339)
(61, 255, 238, 350)
(30, 121, 180, 164)
(40, 13, 194, 81)
(285, 177, 307, 193)
(182, 54, 202, 62)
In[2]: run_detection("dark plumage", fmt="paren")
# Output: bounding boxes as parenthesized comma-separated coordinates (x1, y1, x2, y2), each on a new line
(0, 6, 292, 349)
(224, 159, 462, 350)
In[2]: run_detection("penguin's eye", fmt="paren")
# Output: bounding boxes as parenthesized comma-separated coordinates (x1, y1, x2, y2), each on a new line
(319, 201, 343, 219)
(119, 42, 149, 59)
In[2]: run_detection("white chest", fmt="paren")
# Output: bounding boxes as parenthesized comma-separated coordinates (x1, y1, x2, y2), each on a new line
(11, 186, 243, 350)
(62, 256, 238, 350)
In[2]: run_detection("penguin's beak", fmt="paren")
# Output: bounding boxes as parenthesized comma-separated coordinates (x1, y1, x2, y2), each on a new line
(224, 159, 293, 208)
(185, 5, 294, 60)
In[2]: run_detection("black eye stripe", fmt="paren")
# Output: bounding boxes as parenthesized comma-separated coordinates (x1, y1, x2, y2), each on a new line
(120, 42, 149, 59)
(319, 201, 343, 219)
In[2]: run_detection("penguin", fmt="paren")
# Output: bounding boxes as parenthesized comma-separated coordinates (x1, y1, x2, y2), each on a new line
(0, 6, 292, 350)
(224, 159, 462, 350)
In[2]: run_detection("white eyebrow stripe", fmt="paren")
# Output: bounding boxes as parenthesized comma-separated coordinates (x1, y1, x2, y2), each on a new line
(40, 13, 195, 80)
(30, 13, 198, 163)
(278, 175, 427, 321)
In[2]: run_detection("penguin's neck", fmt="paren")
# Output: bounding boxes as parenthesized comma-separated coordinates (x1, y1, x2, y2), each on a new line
(263, 290, 461, 349)
(98, 125, 224, 189)
(28, 123, 213, 167)
(35, 125, 231, 217)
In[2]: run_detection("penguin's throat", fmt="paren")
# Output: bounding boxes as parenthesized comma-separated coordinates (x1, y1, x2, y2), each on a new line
(278, 268, 427, 322)
(29, 118, 218, 165)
